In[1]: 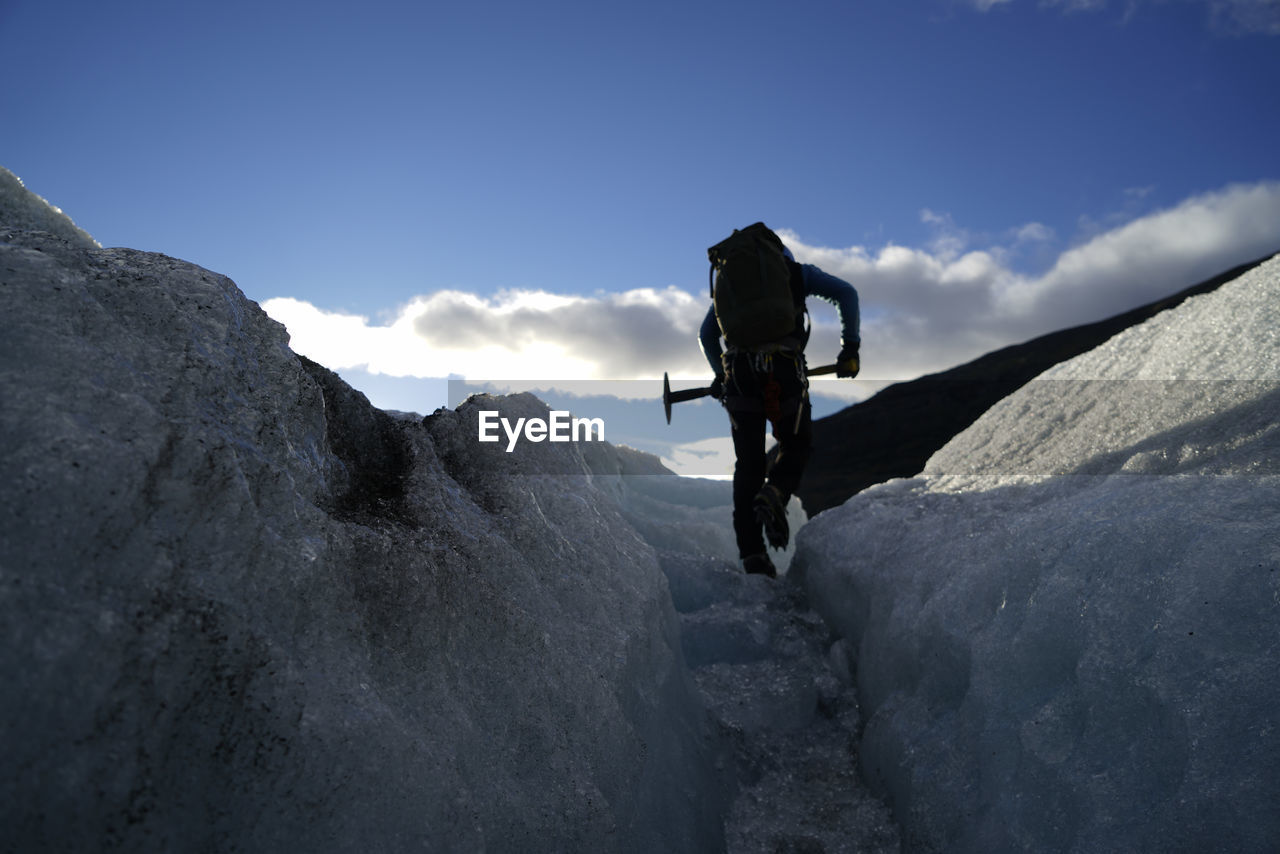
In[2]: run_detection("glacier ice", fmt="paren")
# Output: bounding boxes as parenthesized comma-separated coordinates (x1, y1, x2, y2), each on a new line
(10, 160, 1275, 852)
(795, 255, 1280, 852)
(0, 166, 99, 250)
(0, 168, 888, 853)
(0, 217, 728, 850)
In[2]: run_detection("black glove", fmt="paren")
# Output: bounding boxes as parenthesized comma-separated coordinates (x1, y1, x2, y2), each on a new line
(709, 374, 726, 401)
(836, 345, 860, 379)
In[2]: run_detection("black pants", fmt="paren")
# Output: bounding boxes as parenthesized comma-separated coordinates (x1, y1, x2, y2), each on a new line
(723, 350, 812, 559)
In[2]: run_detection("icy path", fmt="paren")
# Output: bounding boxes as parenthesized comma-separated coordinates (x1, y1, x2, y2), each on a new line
(659, 550, 901, 854)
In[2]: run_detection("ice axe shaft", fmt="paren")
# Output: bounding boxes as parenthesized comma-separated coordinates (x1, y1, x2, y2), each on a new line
(663, 363, 839, 424)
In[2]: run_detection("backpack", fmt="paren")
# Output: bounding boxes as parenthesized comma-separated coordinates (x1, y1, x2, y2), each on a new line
(708, 222, 799, 348)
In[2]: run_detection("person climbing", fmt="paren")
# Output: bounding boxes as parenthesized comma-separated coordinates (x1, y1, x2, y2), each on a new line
(700, 223, 860, 578)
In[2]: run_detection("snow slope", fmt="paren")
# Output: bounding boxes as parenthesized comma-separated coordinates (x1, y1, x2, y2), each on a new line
(795, 256, 1280, 852)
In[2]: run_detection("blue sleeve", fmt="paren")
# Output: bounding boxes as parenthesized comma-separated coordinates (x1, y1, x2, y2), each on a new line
(699, 304, 724, 377)
(801, 264, 860, 348)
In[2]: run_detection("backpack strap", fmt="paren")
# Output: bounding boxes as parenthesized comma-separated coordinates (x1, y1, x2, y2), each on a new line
(786, 260, 811, 350)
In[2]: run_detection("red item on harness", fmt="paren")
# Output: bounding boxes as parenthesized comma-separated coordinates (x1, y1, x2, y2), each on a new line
(762, 373, 783, 427)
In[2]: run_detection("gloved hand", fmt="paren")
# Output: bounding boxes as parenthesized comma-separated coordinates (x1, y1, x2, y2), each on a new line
(836, 345, 860, 378)
(709, 374, 726, 400)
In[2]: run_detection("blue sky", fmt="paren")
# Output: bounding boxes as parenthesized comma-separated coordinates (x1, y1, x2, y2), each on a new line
(3, 0, 1279, 470)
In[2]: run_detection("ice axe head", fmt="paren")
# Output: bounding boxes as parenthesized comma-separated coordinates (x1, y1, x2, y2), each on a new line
(663, 372, 672, 424)
(663, 374, 716, 424)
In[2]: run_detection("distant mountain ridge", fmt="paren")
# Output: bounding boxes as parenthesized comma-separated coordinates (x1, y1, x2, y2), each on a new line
(796, 250, 1279, 515)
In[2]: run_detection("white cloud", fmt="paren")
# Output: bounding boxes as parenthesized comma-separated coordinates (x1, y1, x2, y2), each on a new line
(660, 436, 737, 478)
(919, 208, 972, 261)
(1013, 222, 1055, 244)
(264, 284, 711, 386)
(1000, 181, 1280, 324)
(783, 180, 1280, 379)
(1207, 0, 1280, 33)
(264, 181, 1280, 412)
(987, 0, 1280, 33)
(1039, 0, 1109, 11)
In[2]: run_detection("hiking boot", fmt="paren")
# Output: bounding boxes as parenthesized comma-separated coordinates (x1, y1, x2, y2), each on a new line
(753, 483, 789, 550)
(742, 552, 777, 578)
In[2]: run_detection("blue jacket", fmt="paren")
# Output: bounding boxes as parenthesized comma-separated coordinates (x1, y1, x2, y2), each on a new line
(699, 262, 860, 377)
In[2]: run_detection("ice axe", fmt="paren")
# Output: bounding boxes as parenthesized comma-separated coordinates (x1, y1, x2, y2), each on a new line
(663, 363, 840, 424)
